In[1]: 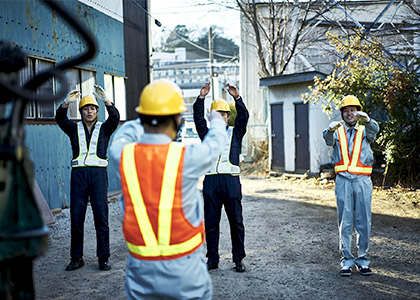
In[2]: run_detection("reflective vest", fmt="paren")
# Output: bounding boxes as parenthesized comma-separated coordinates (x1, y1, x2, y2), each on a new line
(334, 125, 372, 175)
(206, 127, 240, 175)
(71, 122, 108, 167)
(120, 142, 205, 261)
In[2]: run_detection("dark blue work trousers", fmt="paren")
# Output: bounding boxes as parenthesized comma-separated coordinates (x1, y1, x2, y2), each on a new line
(203, 174, 245, 264)
(70, 167, 110, 260)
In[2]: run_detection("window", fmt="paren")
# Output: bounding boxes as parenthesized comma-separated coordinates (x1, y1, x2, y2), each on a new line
(18, 58, 35, 118)
(19, 57, 56, 119)
(104, 74, 126, 120)
(64, 68, 95, 119)
(18, 56, 96, 120)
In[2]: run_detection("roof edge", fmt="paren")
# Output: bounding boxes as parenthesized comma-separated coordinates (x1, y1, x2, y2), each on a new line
(259, 71, 327, 87)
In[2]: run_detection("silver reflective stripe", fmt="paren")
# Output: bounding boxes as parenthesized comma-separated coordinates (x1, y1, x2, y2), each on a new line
(71, 122, 108, 167)
(206, 127, 240, 175)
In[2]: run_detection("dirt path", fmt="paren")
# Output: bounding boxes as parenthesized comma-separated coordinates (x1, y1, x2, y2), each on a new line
(33, 176, 420, 300)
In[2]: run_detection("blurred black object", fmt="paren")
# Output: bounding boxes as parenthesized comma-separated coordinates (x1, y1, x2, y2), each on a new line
(0, 0, 97, 299)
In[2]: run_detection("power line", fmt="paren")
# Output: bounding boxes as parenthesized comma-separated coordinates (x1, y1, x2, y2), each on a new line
(131, 0, 239, 60)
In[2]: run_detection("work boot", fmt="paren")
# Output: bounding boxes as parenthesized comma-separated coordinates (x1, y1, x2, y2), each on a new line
(356, 265, 372, 276)
(99, 258, 112, 271)
(234, 260, 246, 272)
(339, 266, 352, 277)
(207, 261, 218, 271)
(65, 257, 84, 271)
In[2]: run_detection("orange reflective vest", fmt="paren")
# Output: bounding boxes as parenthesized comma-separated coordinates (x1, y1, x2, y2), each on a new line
(334, 125, 372, 175)
(120, 142, 205, 261)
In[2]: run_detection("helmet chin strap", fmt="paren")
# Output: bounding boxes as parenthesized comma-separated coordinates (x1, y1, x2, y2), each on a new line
(172, 116, 182, 141)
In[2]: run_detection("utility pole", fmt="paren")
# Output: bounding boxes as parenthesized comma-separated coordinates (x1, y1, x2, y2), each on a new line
(415, 0, 420, 77)
(208, 27, 214, 101)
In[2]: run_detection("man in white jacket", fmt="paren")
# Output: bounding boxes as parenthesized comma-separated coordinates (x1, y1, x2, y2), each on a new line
(109, 79, 227, 299)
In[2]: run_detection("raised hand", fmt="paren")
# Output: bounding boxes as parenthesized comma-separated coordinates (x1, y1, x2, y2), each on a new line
(355, 111, 370, 123)
(93, 85, 109, 102)
(64, 90, 80, 104)
(200, 82, 211, 98)
(226, 83, 239, 99)
(328, 121, 342, 132)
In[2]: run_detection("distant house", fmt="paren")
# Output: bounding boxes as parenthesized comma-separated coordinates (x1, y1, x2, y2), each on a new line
(239, 0, 419, 174)
(0, 0, 150, 209)
(260, 72, 339, 174)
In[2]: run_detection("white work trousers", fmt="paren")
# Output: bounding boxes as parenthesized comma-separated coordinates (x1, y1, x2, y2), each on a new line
(335, 174, 372, 268)
(125, 251, 212, 300)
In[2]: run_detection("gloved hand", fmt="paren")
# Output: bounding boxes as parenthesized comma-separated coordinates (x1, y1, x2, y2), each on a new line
(355, 111, 370, 123)
(93, 85, 109, 102)
(64, 90, 80, 104)
(328, 121, 342, 132)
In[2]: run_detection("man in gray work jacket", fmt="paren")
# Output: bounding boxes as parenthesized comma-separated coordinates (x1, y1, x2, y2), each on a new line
(323, 95, 379, 277)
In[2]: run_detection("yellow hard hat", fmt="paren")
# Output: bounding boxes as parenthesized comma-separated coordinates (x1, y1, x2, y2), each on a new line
(79, 95, 99, 110)
(136, 79, 186, 116)
(340, 95, 362, 111)
(211, 98, 230, 112)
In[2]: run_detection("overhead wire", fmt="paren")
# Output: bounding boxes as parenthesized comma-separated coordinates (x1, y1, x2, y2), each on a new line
(131, 0, 239, 60)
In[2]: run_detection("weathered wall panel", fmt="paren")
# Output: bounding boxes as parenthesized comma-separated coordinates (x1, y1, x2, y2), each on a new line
(25, 125, 71, 209)
(0, 0, 125, 76)
(123, 0, 150, 120)
(1, 0, 132, 208)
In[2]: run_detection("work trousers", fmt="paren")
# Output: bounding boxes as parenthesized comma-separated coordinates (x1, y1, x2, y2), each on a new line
(203, 174, 245, 264)
(70, 167, 110, 260)
(335, 174, 372, 268)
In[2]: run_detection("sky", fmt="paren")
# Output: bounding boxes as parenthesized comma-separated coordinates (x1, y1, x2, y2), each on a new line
(150, 0, 240, 49)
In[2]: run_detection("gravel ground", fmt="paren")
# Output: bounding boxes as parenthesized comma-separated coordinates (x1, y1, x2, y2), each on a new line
(33, 175, 420, 300)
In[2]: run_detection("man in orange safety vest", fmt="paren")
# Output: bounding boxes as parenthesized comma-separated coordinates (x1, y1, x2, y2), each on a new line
(109, 79, 227, 299)
(323, 95, 379, 277)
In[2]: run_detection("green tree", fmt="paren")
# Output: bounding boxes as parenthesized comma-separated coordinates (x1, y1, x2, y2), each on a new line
(158, 25, 239, 59)
(195, 26, 239, 59)
(304, 31, 420, 187)
(160, 25, 193, 51)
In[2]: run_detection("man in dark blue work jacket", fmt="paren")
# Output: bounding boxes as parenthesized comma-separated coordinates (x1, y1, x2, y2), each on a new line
(193, 82, 249, 272)
(56, 85, 119, 271)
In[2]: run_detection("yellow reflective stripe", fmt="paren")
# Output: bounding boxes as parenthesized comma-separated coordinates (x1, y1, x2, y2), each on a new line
(72, 122, 107, 167)
(72, 123, 87, 164)
(126, 231, 202, 258)
(349, 126, 363, 169)
(348, 166, 372, 173)
(335, 126, 350, 172)
(158, 143, 183, 246)
(335, 125, 371, 174)
(206, 127, 240, 175)
(122, 144, 158, 247)
(335, 165, 348, 172)
(348, 126, 372, 174)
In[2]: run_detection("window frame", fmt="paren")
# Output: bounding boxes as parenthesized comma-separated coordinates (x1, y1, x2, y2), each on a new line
(19, 56, 97, 121)
(104, 73, 127, 121)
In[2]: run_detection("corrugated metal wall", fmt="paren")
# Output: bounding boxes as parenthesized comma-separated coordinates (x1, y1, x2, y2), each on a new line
(24, 125, 121, 210)
(25, 125, 71, 209)
(1, 0, 134, 209)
